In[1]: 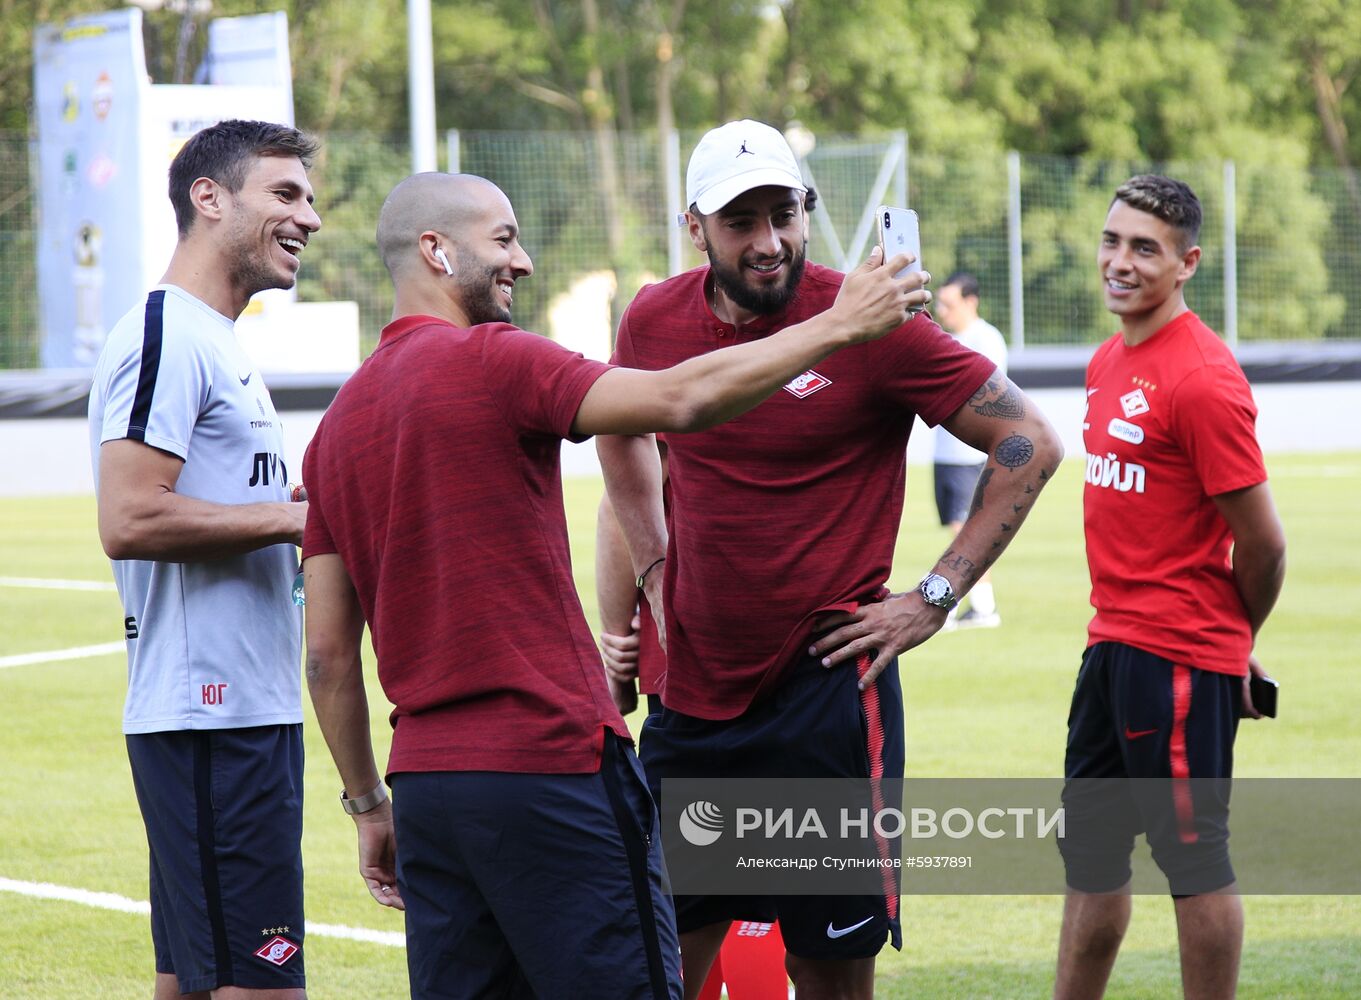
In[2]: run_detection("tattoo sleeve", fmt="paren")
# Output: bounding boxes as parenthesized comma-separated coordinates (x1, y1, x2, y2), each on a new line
(932, 460, 1059, 599)
(994, 435, 1035, 468)
(968, 372, 1026, 421)
(940, 548, 977, 580)
(923, 379, 1061, 609)
(968, 467, 993, 518)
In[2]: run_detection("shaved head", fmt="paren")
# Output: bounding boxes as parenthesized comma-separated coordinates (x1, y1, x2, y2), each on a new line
(377, 172, 533, 326)
(376, 172, 508, 279)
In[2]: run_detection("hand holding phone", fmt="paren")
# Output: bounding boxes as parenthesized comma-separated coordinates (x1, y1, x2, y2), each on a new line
(876, 206, 928, 312)
(877, 206, 921, 279)
(1249, 673, 1278, 719)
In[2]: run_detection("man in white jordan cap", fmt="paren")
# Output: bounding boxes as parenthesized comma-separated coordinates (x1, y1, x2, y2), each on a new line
(596, 120, 1062, 997)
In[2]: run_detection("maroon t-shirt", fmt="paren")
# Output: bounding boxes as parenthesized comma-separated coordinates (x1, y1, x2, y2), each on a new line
(636, 598, 664, 695)
(613, 264, 997, 719)
(303, 315, 628, 775)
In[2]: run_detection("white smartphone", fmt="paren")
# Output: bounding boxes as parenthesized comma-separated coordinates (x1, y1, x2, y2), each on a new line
(876, 206, 922, 280)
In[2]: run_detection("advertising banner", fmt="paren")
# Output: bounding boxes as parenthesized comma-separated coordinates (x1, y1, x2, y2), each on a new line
(33, 9, 147, 368)
(34, 9, 293, 368)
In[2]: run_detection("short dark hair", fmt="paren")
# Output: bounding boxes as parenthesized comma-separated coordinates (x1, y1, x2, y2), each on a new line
(169, 119, 319, 235)
(1112, 174, 1201, 251)
(942, 271, 980, 299)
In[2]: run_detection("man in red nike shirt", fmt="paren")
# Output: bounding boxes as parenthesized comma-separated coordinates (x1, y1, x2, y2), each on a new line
(1054, 175, 1287, 1000)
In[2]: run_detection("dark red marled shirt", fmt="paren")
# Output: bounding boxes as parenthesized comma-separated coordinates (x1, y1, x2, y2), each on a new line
(613, 263, 996, 719)
(304, 315, 628, 775)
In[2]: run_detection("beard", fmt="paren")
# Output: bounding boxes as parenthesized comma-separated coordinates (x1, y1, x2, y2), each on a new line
(224, 227, 297, 300)
(457, 257, 512, 325)
(708, 241, 807, 316)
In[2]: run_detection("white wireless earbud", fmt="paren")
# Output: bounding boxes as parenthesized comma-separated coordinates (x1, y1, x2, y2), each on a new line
(434, 247, 453, 275)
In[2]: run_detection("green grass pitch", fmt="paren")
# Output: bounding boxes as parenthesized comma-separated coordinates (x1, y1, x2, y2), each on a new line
(0, 452, 1356, 997)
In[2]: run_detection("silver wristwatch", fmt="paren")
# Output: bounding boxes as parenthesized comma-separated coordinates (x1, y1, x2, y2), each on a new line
(918, 573, 958, 610)
(340, 782, 389, 815)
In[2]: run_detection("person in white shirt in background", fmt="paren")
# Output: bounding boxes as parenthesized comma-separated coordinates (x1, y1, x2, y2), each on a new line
(932, 271, 1010, 629)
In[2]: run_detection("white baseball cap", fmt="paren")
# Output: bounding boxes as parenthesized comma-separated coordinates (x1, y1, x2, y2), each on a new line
(686, 120, 807, 215)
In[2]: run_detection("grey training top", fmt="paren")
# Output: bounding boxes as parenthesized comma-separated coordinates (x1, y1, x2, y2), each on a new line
(89, 285, 302, 734)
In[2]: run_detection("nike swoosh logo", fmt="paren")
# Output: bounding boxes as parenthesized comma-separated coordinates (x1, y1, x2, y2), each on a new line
(826, 916, 874, 939)
(1087, 388, 1099, 397)
(239, 371, 252, 386)
(1124, 726, 1158, 740)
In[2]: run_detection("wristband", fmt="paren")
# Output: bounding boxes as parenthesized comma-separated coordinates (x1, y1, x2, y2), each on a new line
(340, 782, 388, 815)
(635, 557, 666, 590)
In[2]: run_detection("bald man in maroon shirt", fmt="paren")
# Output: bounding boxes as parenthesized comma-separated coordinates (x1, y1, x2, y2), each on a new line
(301, 171, 928, 999)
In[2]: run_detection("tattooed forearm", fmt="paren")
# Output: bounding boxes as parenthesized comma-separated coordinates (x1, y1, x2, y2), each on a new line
(920, 400, 1062, 612)
(940, 548, 977, 578)
(968, 373, 1026, 421)
(995, 435, 1035, 468)
(969, 467, 993, 518)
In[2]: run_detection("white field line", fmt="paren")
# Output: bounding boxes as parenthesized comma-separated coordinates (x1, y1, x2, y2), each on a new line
(0, 641, 125, 670)
(0, 576, 118, 592)
(0, 877, 405, 948)
(0, 577, 120, 670)
(306, 919, 406, 948)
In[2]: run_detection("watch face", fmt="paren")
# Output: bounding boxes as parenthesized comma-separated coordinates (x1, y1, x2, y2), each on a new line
(922, 575, 954, 605)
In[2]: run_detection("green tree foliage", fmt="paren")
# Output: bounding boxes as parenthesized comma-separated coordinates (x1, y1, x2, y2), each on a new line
(1, 0, 98, 131)
(7, 2, 1358, 170)
(4, 0, 1358, 347)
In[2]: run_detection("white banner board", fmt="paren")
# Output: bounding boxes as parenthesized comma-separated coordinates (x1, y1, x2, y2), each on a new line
(33, 8, 293, 368)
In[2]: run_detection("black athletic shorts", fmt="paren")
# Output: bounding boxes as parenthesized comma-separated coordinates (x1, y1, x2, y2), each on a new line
(641, 651, 904, 960)
(1059, 641, 1240, 895)
(126, 724, 305, 995)
(933, 462, 985, 526)
(391, 732, 682, 999)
